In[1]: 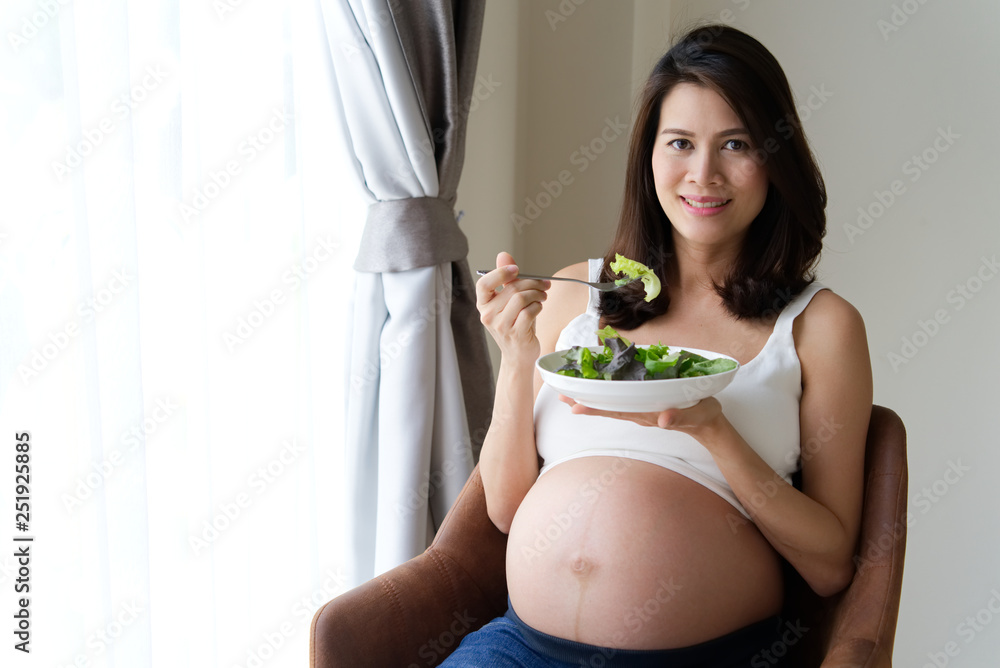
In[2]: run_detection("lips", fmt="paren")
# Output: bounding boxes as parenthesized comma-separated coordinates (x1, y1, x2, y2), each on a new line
(681, 196, 731, 209)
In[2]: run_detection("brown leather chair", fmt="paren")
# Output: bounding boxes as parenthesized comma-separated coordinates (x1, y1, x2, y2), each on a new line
(311, 405, 907, 667)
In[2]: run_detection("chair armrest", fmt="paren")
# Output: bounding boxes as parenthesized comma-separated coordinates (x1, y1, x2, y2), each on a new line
(820, 406, 908, 668)
(821, 639, 893, 668)
(310, 465, 508, 667)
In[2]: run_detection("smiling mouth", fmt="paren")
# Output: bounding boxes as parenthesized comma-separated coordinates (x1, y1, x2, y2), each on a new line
(682, 197, 731, 209)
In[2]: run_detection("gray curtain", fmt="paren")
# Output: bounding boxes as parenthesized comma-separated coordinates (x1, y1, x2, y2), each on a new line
(319, 0, 494, 585)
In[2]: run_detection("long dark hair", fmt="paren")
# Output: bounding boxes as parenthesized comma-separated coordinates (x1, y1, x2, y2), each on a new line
(600, 24, 826, 328)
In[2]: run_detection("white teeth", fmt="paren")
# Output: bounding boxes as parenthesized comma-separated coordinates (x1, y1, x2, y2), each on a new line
(683, 197, 728, 208)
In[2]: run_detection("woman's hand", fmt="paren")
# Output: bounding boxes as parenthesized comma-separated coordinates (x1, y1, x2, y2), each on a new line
(476, 252, 550, 366)
(558, 395, 728, 444)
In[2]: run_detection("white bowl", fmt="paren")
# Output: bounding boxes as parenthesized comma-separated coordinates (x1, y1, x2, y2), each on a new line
(536, 346, 740, 412)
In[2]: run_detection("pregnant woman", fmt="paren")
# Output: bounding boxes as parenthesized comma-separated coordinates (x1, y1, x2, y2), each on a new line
(444, 24, 872, 667)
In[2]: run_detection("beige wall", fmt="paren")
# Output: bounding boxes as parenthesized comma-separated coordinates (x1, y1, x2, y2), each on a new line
(463, 0, 637, 275)
(457, 0, 520, 278)
(515, 0, 638, 272)
(463, 0, 1000, 663)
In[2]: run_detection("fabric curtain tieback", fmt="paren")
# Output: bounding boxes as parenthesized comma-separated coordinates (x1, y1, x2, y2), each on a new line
(354, 196, 469, 273)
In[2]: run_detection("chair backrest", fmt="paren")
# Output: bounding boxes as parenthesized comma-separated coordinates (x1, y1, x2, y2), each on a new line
(779, 405, 908, 666)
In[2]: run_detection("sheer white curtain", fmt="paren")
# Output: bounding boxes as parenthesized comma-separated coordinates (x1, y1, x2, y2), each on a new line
(0, 1, 358, 665)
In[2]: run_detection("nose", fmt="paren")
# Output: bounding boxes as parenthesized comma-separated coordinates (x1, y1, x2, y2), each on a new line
(686, 148, 722, 186)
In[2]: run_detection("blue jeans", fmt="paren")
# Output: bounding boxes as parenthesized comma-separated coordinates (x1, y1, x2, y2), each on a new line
(439, 598, 787, 667)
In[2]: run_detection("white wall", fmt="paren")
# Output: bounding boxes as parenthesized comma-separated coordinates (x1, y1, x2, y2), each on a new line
(463, 0, 1000, 665)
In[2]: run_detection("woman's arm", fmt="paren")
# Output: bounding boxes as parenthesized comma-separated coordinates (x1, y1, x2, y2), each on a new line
(704, 292, 871, 595)
(476, 254, 588, 533)
(564, 291, 872, 596)
(776, 290, 871, 593)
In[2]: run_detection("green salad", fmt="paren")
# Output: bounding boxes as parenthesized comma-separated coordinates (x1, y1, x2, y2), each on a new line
(556, 326, 737, 381)
(610, 254, 661, 302)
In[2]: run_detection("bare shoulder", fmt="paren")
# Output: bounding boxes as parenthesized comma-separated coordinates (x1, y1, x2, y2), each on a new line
(794, 288, 872, 394)
(554, 261, 590, 281)
(795, 288, 868, 356)
(534, 261, 591, 355)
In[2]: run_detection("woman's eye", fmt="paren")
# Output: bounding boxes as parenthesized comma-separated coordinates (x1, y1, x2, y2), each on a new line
(667, 138, 692, 150)
(724, 139, 749, 151)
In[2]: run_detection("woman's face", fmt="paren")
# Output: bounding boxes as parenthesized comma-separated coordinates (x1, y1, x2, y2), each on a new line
(651, 83, 769, 252)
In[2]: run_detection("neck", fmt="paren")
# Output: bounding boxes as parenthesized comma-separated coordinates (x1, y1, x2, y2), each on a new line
(667, 235, 742, 294)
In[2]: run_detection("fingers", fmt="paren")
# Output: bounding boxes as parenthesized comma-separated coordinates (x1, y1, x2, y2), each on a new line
(559, 394, 693, 429)
(482, 290, 546, 347)
(560, 394, 629, 419)
(475, 253, 551, 351)
(475, 257, 549, 321)
(476, 270, 549, 319)
(491, 282, 547, 329)
(475, 251, 518, 304)
(562, 397, 660, 427)
(657, 410, 681, 429)
(476, 263, 519, 307)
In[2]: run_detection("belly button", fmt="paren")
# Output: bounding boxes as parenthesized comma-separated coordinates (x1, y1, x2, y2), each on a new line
(569, 552, 593, 575)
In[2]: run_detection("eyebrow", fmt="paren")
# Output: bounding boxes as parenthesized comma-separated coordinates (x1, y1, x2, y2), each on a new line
(659, 128, 749, 137)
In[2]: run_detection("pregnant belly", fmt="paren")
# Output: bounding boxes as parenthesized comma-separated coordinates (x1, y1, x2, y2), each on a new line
(506, 456, 785, 649)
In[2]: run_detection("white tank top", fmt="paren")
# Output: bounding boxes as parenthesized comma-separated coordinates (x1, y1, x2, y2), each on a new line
(534, 259, 827, 519)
